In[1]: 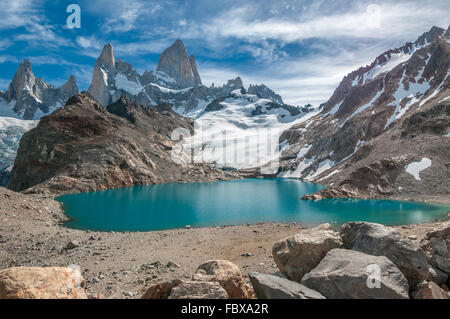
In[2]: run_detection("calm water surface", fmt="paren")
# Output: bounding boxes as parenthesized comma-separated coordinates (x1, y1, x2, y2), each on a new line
(57, 178, 449, 231)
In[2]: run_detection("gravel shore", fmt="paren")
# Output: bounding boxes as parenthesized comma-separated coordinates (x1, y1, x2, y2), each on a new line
(1, 186, 448, 298)
(0, 187, 303, 298)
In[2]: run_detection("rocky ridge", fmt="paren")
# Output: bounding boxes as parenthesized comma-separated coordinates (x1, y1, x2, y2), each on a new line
(0, 59, 78, 120)
(277, 26, 450, 203)
(8, 92, 237, 194)
(87, 40, 293, 116)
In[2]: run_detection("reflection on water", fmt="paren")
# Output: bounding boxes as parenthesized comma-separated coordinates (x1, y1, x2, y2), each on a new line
(57, 178, 449, 232)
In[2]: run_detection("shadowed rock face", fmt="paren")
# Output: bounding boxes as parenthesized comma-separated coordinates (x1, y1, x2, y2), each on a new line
(157, 39, 202, 87)
(8, 92, 237, 194)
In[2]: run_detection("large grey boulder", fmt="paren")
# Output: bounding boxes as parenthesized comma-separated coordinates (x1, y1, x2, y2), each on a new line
(301, 249, 409, 299)
(340, 222, 428, 287)
(248, 272, 325, 299)
(272, 223, 342, 282)
(426, 238, 450, 274)
(168, 281, 228, 299)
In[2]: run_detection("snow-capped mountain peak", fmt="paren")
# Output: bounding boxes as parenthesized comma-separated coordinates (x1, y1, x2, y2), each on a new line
(0, 59, 78, 120)
(87, 41, 287, 117)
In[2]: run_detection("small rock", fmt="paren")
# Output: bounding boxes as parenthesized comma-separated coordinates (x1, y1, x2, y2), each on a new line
(412, 281, 448, 299)
(241, 252, 252, 257)
(141, 279, 183, 299)
(65, 241, 80, 250)
(166, 261, 180, 268)
(184, 225, 192, 229)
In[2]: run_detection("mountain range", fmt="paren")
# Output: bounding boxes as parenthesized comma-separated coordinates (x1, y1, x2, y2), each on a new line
(0, 26, 449, 203)
(0, 38, 308, 183)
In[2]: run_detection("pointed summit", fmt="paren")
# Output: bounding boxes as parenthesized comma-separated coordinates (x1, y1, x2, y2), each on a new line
(88, 43, 116, 106)
(5, 59, 35, 101)
(98, 43, 115, 69)
(0, 59, 79, 119)
(156, 39, 202, 88)
(60, 75, 79, 97)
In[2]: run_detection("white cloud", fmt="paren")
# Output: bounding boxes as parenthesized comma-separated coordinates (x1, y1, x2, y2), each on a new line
(0, 78, 11, 91)
(0, 0, 38, 30)
(187, 1, 449, 43)
(0, 55, 18, 64)
(86, 0, 163, 33)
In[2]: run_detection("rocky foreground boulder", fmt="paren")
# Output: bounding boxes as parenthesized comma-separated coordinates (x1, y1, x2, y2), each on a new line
(192, 260, 255, 299)
(141, 279, 183, 299)
(301, 249, 409, 299)
(412, 281, 448, 299)
(168, 281, 228, 299)
(248, 272, 325, 299)
(340, 222, 429, 287)
(272, 223, 342, 282)
(0, 267, 87, 299)
(425, 238, 450, 274)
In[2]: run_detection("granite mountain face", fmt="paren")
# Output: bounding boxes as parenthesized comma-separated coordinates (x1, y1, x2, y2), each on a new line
(0, 59, 78, 120)
(0, 60, 77, 184)
(87, 39, 289, 116)
(278, 26, 450, 202)
(156, 39, 202, 87)
(0, 39, 298, 188)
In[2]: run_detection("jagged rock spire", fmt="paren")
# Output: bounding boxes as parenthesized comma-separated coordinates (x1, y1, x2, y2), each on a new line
(88, 43, 116, 106)
(98, 43, 115, 69)
(156, 39, 202, 88)
(5, 59, 35, 101)
(0, 59, 79, 119)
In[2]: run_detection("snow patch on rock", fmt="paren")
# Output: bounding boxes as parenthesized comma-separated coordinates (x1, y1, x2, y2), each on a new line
(405, 158, 432, 181)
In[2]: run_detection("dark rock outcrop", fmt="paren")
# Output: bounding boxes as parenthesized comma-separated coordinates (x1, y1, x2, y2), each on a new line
(248, 84, 284, 105)
(8, 92, 237, 194)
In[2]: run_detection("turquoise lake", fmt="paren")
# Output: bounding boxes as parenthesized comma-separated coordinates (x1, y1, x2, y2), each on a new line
(57, 178, 449, 232)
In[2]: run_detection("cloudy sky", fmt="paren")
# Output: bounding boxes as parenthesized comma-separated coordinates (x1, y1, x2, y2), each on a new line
(0, 0, 449, 106)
